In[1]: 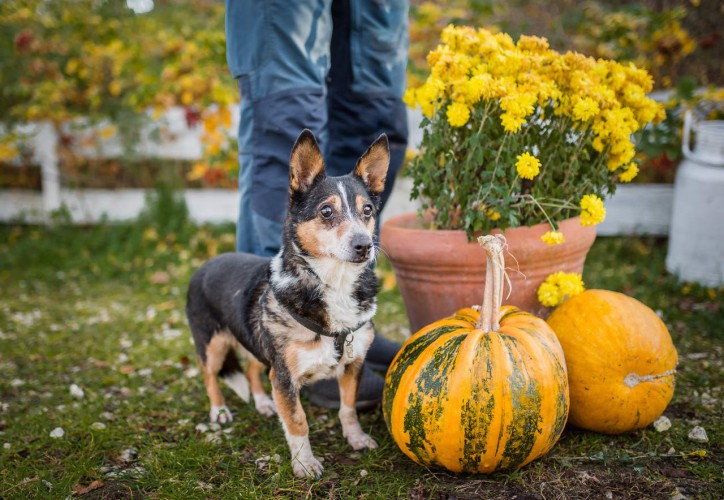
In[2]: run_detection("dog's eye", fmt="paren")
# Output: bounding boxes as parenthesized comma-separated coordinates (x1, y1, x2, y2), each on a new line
(362, 205, 373, 218)
(320, 205, 334, 219)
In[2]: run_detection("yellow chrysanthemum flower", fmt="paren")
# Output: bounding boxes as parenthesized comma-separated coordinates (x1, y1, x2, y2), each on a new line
(541, 230, 565, 246)
(415, 79, 443, 117)
(403, 88, 417, 108)
(501, 113, 526, 133)
(537, 271, 585, 307)
(454, 76, 485, 104)
(618, 163, 639, 183)
(501, 92, 536, 118)
(446, 101, 470, 127)
(515, 152, 541, 180)
(572, 98, 600, 122)
(517, 35, 549, 54)
(486, 208, 501, 221)
(580, 194, 606, 226)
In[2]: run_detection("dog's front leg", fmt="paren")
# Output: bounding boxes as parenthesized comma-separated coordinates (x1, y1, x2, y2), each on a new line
(337, 359, 379, 451)
(270, 366, 323, 478)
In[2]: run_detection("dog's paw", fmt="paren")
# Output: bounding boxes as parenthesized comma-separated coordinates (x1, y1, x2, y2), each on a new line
(253, 393, 277, 417)
(292, 455, 324, 478)
(210, 405, 233, 424)
(346, 431, 378, 451)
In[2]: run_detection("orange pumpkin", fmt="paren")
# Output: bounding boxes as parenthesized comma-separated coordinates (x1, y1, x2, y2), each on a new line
(383, 236, 569, 473)
(546, 290, 678, 434)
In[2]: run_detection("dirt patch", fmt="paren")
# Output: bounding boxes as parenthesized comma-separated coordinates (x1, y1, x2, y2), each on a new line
(407, 462, 706, 500)
(79, 481, 146, 499)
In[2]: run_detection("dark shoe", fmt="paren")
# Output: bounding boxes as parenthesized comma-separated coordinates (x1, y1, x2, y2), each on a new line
(365, 335, 402, 373)
(306, 364, 384, 411)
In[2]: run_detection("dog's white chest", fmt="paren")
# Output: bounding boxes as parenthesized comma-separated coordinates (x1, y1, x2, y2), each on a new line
(307, 259, 376, 332)
(294, 328, 373, 384)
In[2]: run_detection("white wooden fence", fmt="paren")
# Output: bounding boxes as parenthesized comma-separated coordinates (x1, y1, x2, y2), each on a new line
(0, 107, 673, 235)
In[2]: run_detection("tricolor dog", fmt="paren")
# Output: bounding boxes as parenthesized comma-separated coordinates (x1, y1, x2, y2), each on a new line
(186, 129, 388, 477)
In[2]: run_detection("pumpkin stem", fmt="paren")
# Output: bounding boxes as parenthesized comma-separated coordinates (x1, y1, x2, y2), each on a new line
(476, 235, 506, 332)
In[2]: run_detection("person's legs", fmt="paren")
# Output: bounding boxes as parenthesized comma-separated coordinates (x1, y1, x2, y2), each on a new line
(227, 0, 332, 255)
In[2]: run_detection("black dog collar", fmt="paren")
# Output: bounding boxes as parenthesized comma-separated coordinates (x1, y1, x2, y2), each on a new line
(263, 288, 368, 358)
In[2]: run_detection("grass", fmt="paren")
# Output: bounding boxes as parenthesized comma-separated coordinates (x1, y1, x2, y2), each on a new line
(0, 194, 721, 498)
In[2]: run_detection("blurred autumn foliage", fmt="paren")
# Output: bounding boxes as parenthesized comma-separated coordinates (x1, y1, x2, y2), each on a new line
(0, 0, 237, 187)
(408, 0, 721, 90)
(0, 0, 720, 187)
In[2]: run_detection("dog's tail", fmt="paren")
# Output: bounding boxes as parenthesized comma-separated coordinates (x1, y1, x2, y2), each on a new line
(219, 351, 251, 403)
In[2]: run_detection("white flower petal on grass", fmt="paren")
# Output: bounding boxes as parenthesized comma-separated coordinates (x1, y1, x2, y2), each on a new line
(204, 433, 222, 445)
(688, 426, 708, 443)
(653, 415, 671, 432)
(197, 481, 213, 491)
(91, 422, 107, 430)
(70, 384, 85, 399)
(119, 448, 138, 462)
(162, 328, 182, 339)
(50, 427, 65, 438)
(184, 367, 200, 378)
(195, 423, 209, 433)
(10, 379, 25, 387)
(4, 443, 10, 450)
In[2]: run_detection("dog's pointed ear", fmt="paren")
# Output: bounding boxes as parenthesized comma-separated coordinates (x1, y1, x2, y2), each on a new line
(290, 129, 325, 193)
(354, 133, 389, 195)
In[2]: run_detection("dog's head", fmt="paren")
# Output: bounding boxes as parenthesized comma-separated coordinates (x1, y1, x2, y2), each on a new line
(285, 129, 389, 264)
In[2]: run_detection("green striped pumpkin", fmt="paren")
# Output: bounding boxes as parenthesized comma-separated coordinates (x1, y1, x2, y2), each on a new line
(382, 305, 570, 473)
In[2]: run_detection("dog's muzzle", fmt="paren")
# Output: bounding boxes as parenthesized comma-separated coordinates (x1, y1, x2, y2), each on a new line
(350, 233, 373, 262)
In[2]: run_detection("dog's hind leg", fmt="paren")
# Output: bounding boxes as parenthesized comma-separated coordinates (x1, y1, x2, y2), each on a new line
(220, 349, 251, 404)
(202, 330, 246, 424)
(246, 356, 276, 417)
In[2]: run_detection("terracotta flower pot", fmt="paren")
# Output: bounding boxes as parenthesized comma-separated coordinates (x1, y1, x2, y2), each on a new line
(380, 212, 596, 333)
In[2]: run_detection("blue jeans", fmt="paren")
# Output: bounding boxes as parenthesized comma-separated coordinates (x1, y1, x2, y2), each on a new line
(226, 0, 409, 256)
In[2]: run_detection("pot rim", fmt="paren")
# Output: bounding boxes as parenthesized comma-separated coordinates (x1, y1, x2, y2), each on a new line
(381, 211, 588, 238)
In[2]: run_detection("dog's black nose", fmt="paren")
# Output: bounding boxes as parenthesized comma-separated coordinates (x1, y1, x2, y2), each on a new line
(351, 234, 373, 259)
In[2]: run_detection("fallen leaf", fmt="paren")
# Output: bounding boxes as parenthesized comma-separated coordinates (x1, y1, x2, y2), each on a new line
(156, 300, 175, 310)
(72, 479, 104, 496)
(660, 467, 687, 478)
(149, 272, 170, 284)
